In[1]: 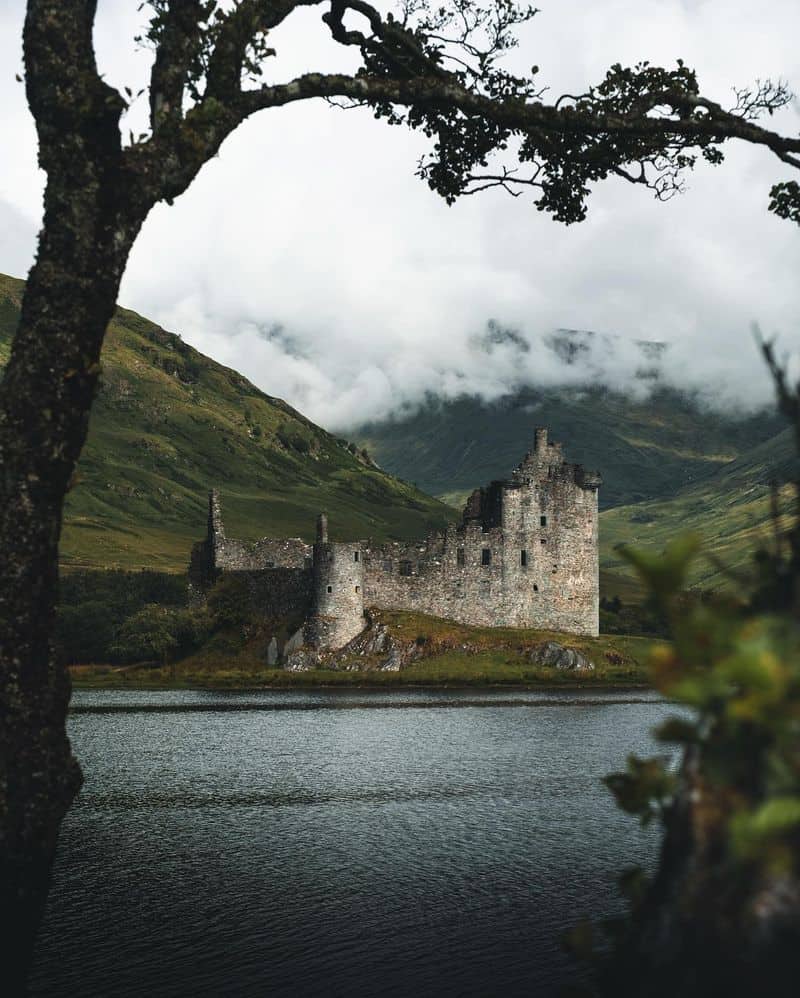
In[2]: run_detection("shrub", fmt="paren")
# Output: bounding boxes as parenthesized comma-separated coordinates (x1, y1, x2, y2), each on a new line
(206, 574, 251, 631)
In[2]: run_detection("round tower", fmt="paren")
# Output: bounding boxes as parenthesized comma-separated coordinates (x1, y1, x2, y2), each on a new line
(306, 514, 365, 649)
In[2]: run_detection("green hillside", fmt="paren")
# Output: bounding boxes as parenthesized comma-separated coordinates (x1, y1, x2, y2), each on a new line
(600, 428, 798, 589)
(0, 274, 456, 571)
(355, 388, 784, 510)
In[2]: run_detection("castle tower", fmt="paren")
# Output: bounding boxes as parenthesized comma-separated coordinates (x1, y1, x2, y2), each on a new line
(306, 513, 365, 649)
(500, 427, 600, 636)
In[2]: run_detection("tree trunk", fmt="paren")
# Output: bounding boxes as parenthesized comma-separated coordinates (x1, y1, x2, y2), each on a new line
(0, 239, 143, 990)
(0, 71, 148, 995)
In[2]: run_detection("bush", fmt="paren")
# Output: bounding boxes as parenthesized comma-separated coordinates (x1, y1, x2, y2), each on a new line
(206, 574, 251, 631)
(56, 601, 118, 665)
(109, 604, 209, 665)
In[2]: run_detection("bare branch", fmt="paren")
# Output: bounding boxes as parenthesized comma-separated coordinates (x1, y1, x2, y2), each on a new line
(460, 163, 544, 196)
(729, 78, 794, 120)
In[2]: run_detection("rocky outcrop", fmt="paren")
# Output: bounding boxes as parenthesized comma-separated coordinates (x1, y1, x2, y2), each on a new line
(283, 619, 426, 673)
(529, 640, 595, 672)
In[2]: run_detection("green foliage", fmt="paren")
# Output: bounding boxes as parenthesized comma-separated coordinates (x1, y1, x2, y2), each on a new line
(110, 604, 209, 665)
(206, 574, 251, 631)
(600, 596, 668, 637)
(730, 797, 800, 861)
(616, 534, 702, 603)
(110, 604, 179, 664)
(55, 569, 189, 664)
(607, 534, 800, 885)
(604, 755, 676, 827)
(56, 601, 118, 665)
(59, 568, 187, 610)
(769, 180, 800, 226)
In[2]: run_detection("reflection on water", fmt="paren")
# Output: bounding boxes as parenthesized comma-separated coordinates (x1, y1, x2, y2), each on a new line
(30, 689, 675, 997)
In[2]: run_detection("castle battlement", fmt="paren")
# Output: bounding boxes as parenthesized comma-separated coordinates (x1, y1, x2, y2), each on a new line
(188, 427, 602, 651)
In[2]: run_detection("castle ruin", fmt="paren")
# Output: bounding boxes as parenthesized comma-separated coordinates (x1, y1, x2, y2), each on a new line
(188, 428, 602, 650)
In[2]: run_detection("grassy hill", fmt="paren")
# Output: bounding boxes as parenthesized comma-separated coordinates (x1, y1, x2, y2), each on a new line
(0, 274, 456, 571)
(600, 428, 798, 590)
(355, 387, 784, 510)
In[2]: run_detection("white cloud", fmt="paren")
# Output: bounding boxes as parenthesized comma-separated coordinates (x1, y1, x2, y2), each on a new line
(1, 1, 798, 429)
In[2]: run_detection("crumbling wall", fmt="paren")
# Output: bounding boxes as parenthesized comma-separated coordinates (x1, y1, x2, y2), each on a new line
(229, 567, 313, 622)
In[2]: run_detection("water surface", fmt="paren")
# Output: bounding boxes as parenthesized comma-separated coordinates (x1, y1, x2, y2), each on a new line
(31, 688, 675, 997)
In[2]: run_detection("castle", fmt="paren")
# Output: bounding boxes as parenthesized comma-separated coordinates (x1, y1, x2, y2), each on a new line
(188, 428, 602, 652)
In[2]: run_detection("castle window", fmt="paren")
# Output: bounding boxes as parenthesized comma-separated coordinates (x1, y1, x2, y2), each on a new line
(382, 560, 392, 573)
(456, 548, 465, 566)
(327, 585, 332, 593)
(355, 585, 361, 593)
(399, 560, 412, 577)
(354, 551, 359, 562)
(541, 538, 547, 545)
(481, 548, 492, 566)
(540, 515, 547, 527)
(520, 550, 528, 567)
(533, 584, 539, 592)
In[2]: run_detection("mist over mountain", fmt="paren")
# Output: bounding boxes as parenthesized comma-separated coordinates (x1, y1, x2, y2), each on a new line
(354, 382, 786, 510)
(143, 297, 795, 437)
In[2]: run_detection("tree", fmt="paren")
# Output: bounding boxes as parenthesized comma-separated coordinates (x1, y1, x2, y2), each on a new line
(1, 0, 799, 989)
(109, 604, 180, 666)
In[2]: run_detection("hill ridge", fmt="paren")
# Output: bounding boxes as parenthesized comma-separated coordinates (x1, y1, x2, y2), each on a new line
(0, 273, 456, 571)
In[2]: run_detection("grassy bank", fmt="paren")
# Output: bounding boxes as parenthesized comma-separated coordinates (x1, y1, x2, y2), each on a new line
(70, 610, 657, 689)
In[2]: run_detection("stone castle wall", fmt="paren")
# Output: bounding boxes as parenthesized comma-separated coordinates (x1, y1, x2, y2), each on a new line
(188, 427, 601, 644)
(359, 435, 599, 635)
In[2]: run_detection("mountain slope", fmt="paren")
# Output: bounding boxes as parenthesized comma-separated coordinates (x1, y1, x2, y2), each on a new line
(0, 274, 456, 571)
(600, 428, 798, 589)
(355, 388, 784, 510)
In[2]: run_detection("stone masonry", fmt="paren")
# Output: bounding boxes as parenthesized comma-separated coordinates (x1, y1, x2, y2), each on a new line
(187, 427, 602, 649)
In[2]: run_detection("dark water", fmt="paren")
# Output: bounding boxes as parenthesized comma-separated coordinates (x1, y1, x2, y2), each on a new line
(30, 689, 677, 997)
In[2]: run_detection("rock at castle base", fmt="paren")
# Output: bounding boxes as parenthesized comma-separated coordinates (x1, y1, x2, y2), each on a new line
(531, 641, 595, 672)
(379, 647, 403, 672)
(283, 626, 305, 657)
(283, 648, 321, 672)
(266, 636, 279, 666)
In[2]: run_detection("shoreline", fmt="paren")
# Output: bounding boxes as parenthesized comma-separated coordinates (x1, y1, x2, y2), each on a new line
(70, 676, 652, 693)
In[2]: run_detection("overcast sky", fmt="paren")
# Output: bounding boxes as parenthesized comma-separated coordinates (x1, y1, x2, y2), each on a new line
(1, 1, 799, 429)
